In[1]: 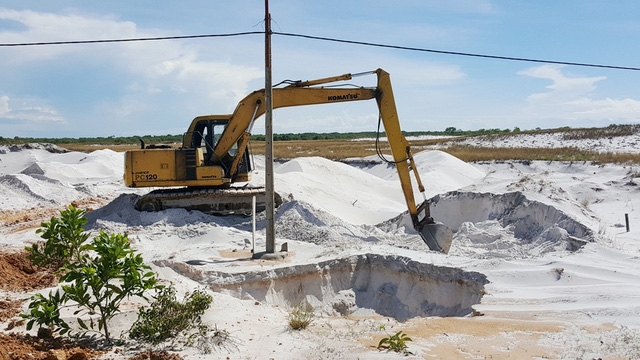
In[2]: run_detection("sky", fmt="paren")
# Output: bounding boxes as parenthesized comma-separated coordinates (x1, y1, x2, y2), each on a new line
(1, 1, 639, 138)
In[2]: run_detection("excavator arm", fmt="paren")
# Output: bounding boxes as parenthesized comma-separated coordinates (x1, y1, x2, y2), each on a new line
(374, 69, 452, 253)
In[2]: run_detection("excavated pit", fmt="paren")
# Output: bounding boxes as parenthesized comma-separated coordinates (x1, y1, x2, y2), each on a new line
(158, 254, 488, 321)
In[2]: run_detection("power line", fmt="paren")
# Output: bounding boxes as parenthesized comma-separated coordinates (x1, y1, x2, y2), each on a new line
(274, 32, 640, 72)
(0, 31, 263, 46)
(1, 30, 639, 72)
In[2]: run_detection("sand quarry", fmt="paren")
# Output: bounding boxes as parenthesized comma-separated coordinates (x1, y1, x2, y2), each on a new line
(0, 132, 640, 359)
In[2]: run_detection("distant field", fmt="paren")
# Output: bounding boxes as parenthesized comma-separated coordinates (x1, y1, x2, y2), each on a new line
(56, 139, 640, 164)
(41, 124, 640, 164)
(57, 143, 144, 152)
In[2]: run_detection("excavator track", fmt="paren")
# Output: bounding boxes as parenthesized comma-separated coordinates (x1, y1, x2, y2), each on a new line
(135, 186, 278, 215)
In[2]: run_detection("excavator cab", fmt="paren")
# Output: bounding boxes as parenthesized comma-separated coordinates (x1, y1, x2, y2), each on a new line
(187, 119, 225, 165)
(185, 118, 253, 180)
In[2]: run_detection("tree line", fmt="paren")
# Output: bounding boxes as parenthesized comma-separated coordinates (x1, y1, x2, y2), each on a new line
(0, 128, 521, 145)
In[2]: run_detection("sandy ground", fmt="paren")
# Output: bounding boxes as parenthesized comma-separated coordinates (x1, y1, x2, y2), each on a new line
(1, 137, 639, 359)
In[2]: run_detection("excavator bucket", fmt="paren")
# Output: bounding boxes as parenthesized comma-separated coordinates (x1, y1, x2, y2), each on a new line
(418, 222, 453, 254)
(413, 200, 453, 253)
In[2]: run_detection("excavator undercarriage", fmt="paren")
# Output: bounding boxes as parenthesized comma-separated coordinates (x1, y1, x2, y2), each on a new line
(134, 186, 281, 215)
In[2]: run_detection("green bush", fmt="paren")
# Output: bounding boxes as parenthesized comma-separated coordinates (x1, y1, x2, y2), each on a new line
(22, 290, 70, 336)
(60, 230, 158, 342)
(378, 330, 413, 354)
(22, 206, 159, 343)
(27, 205, 90, 269)
(129, 285, 230, 353)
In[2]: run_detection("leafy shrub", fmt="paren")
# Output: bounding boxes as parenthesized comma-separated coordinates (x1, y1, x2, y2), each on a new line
(378, 330, 412, 354)
(22, 291, 70, 336)
(288, 303, 314, 330)
(129, 286, 213, 348)
(60, 230, 158, 341)
(22, 206, 158, 343)
(27, 205, 90, 269)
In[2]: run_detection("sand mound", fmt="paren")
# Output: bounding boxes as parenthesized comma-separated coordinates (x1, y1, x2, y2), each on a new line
(349, 150, 486, 194)
(0, 143, 68, 154)
(19, 162, 45, 176)
(274, 156, 407, 225)
(85, 193, 217, 231)
(0, 146, 126, 211)
(0, 174, 78, 210)
(429, 191, 593, 258)
(274, 200, 382, 246)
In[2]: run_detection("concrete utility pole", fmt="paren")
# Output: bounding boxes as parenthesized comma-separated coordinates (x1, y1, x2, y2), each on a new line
(264, 0, 275, 254)
(255, 0, 286, 260)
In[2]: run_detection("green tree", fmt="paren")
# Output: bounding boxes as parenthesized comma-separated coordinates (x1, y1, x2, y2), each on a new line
(60, 231, 158, 342)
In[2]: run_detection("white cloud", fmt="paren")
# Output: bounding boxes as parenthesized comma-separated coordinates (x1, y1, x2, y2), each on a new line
(152, 55, 263, 104)
(0, 8, 136, 41)
(0, 95, 64, 123)
(519, 65, 606, 101)
(569, 98, 640, 119)
(518, 65, 640, 123)
(0, 8, 261, 84)
(0, 96, 9, 115)
(0, 8, 138, 63)
(0, 8, 263, 131)
(432, 0, 497, 14)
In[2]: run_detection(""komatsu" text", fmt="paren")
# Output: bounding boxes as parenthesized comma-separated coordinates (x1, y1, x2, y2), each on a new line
(328, 94, 359, 101)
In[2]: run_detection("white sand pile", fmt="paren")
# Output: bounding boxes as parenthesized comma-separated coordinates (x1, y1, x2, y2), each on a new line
(0, 145, 129, 210)
(430, 126, 640, 154)
(431, 191, 593, 259)
(1, 137, 640, 358)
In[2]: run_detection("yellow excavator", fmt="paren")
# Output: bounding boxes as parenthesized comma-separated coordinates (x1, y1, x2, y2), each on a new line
(124, 68, 453, 253)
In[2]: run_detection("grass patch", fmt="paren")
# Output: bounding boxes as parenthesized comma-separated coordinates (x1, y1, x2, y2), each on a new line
(561, 124, 640, 140)
(442, 146, 640, 163)
(247, 141, 640, 164)
(288, 303, 315, 330)
(58, 140, 640, 164)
